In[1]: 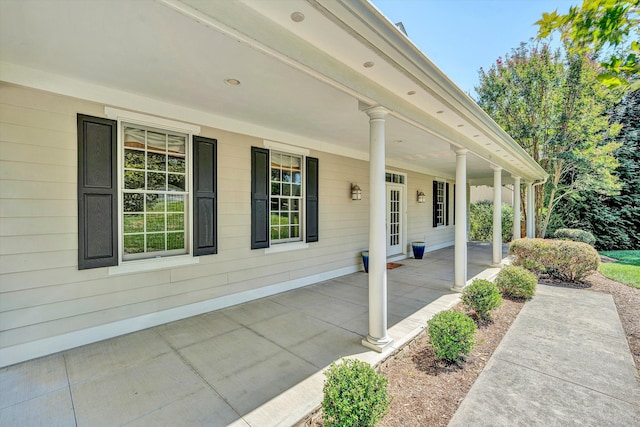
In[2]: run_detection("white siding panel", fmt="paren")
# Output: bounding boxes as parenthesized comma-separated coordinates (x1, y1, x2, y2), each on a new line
(0, 267, 106, 293)
(0, 161, 76, 183)
(0, 199, 76, 218)
(0, 233, 76, 255)
(0, 122, 75, 150)
(0, 180, 76, 200)
(0, 217, 76, 236)
(0, 141, 75, 167)
(0, 104, 76, 134)
(0, 270, 169, 311)
(0, 250, 76, 274)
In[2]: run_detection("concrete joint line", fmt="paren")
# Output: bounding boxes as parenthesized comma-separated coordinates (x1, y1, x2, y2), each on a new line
(494, 358, 640, 407)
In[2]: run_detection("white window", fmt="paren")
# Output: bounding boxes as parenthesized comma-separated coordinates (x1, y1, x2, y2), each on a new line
(121, 124, 189, 260)
(270, 151, 303, 243)
(434, 180, 446, 227)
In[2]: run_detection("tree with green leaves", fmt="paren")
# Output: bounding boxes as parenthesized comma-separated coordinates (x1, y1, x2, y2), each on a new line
(550, 90, 640, 249)
(475, 41, 622, 237)
(536, 0, 639, 91)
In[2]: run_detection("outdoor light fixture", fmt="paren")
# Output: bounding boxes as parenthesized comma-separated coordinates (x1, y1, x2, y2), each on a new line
(417, 190, 426, 203)
(351, 184, 362, 200)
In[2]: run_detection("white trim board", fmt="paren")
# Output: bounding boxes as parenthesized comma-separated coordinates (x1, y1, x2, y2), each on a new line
(0, 264, 360, 368)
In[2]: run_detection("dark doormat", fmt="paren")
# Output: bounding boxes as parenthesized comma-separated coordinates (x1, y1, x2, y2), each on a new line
(386, 262, 404, 270)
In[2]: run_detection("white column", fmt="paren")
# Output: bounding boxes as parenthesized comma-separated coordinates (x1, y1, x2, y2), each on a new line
(362, 106, 393, 353)
(452, 148, 468, 292)
(526, 181, 534, 238)
(512, 175, 521, 240)
(491, 165, 502, 266)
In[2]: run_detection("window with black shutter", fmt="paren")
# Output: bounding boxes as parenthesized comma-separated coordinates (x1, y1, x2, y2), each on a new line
(251, 146, 318, 249)
(77, 113, 216, 269)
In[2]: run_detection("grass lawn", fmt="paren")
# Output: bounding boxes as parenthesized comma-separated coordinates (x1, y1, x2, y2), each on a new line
(599, 250, 640, 289)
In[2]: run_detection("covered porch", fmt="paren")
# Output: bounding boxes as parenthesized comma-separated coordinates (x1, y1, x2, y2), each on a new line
(1, 243, 507, 427)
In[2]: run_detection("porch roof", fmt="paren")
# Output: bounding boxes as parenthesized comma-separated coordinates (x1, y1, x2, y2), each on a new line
(0, 0, 547, 184)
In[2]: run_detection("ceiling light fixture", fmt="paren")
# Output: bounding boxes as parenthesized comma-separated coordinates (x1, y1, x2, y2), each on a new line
(225, 78, 241, 86)
(363, 61, 374, 68)
(290, 12, 305, 22)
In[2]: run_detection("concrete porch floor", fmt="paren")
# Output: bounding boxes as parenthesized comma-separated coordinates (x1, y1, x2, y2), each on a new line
(0, 243, 506, 427)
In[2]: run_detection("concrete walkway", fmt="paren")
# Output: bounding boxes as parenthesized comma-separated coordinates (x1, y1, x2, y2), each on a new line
(449, 283, 640, 427)
(0, 244, 503, 427)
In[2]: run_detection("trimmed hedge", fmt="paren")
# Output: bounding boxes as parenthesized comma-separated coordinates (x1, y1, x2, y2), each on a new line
(462, 279, 503, 321)
(495, 265, 537, 299)
(427, 310, 477, 363)
(322, 359, 389, 427)
(510, 238, 600, 282)
(553, 228, 596, 246)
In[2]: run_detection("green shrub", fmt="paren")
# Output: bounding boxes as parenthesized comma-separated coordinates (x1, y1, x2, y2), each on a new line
(322, 359, 389, 427)
(553, 228, 596, 246)
(495, 265, 537, 299)
(427, 310, 477, 363)
(462, 279, 503, 321)
(470, 200, 514, 242)
(510, 238, 600, 282)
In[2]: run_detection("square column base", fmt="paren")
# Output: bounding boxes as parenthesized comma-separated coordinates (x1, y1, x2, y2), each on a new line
(361, 336, 394, 353)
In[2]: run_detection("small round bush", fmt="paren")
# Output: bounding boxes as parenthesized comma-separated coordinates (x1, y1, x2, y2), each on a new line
(495, 265, 537, 299)
(553, 228, 596, 246)
(427, 310, 477, 363)
(322, 358, 389, 427)
(462, 279, 503, 321)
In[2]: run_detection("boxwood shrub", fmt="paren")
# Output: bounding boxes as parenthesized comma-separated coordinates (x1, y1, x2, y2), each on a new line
(462, 279, 502, 321)
(510, 238, 599, 282)
(553, 228, 596, 247)
(427, 310, 477, 363)
(322, 359, 389, 427)
(495, 265, 537, 299)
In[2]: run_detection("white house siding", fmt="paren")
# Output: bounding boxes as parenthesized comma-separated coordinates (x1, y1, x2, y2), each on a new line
(0, 82, 453, 365)
(471, 185, 514, 206)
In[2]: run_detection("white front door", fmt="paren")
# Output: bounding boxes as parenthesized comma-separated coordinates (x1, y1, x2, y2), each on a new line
(386, 185, 403, 256)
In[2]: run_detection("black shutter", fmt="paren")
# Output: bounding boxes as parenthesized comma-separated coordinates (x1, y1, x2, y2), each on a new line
(77, 114, 117, 270)
(432, 180, 438, 227)
(251, 147, 270, 249)
(193, 136, 217, 256)
(445, 183, 450, 226)
(306, 156, 319, 242)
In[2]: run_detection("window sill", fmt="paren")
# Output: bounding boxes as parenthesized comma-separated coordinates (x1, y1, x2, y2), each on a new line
(264, 242, 309, 254)
(108, 255, 199, 275)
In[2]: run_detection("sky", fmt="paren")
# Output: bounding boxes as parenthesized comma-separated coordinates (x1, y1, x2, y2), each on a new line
(370, 0, 577, 97)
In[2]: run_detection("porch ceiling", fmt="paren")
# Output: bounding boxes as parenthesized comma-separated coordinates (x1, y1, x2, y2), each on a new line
(0, 0, 545, 183)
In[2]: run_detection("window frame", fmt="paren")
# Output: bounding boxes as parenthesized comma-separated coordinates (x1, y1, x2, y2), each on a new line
(268, 150, 305, 245)
(120, 123, 191, 261)
(433, 180, 448, 227)
(106, 108, 200, 268)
